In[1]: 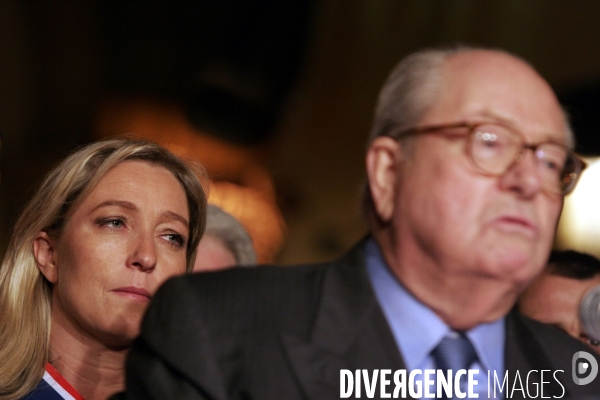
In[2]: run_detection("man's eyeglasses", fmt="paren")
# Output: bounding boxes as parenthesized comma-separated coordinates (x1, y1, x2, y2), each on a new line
(384, 121, 587, 196)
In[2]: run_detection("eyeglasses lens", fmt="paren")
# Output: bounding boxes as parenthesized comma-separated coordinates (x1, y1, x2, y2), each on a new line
(471, 124, 520, 174)
(470, 124, 581, 195)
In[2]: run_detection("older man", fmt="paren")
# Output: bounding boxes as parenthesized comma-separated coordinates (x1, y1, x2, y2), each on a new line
(193, 204, 257, 272)
(116, 48, 598, 399)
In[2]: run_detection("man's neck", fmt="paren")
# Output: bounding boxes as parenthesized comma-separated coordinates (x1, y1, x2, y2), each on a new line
(373, 230, 519, 330)
(398, 265, 518, 330)
(49, 303, 128, 400)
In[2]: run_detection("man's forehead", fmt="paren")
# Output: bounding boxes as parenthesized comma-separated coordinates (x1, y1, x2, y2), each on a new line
(421, 50, 569, 144)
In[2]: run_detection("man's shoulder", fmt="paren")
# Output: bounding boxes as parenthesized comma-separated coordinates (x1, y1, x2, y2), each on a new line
(146, 240, 369, 332)
(513, 312, 596, 356)
(157, 239, 369, 306)
(137, 240, 372, 374)
(508, 312, 600, 395)
(159, 258, 335, 304)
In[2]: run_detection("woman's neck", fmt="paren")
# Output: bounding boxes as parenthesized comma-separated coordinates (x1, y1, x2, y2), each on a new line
(49, 303, 129, 400)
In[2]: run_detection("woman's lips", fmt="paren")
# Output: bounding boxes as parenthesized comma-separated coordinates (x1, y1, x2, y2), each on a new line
(112, 286, 151, 302)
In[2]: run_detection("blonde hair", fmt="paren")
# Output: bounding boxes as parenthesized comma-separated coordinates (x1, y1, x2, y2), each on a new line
(0, 138, 207, 399)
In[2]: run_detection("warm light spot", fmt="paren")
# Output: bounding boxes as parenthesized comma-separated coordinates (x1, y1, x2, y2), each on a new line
(94, 97, 287, 263)
(208, 181, 286, 264)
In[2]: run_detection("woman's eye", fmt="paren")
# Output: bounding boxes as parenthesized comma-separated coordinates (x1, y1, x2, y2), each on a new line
(97, 218, 125, 229)
(108, 220, 123, 228)
(164, 233, 185, 248)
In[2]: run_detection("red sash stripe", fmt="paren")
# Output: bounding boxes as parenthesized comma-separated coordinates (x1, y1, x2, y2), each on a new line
(45, 363, 85, 400)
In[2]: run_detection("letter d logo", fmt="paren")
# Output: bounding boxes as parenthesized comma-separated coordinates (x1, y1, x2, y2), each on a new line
(572, 351, 599, 385)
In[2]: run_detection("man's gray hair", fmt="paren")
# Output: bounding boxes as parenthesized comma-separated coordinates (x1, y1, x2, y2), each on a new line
(368, 47, 463, 145)
(362, 47, 464, 218)
(204, 204, 257, 266)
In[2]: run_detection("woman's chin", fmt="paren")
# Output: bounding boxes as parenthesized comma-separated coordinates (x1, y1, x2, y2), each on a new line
(101, 330, 138, 350)
(94, 315, 143, 349)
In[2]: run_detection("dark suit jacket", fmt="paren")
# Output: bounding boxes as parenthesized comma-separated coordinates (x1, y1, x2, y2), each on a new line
(116, 240, 600, 399)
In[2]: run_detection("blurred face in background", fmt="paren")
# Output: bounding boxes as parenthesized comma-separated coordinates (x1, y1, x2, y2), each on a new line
(193, 234, 236, 272)
(36, 160, 190, 347)
(520, 272, 600, 354)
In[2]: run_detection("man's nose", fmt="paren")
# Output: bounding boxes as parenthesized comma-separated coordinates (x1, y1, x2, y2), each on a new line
(128, 233, 158, 272)
(498, 149, 544, 198)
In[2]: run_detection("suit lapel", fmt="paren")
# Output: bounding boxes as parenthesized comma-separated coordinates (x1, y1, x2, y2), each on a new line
(282, 244, 574, 400)
(281, 241, 409, 399)
(503, 311, 566, 400)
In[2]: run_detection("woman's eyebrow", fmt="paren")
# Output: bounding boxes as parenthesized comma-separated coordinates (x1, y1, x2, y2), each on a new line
(162, 211, 189, 228)
(91, 200, 137, 213)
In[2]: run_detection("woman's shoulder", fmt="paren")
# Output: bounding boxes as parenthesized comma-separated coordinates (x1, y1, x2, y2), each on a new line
(23, 364, 84, 400)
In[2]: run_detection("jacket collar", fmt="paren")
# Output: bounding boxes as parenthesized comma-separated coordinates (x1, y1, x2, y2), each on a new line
(281, 239, 409, 398)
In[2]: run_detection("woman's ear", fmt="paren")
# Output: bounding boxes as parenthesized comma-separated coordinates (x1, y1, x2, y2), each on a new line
(34, 232, 58, 283)
(365, 136, 403, 223)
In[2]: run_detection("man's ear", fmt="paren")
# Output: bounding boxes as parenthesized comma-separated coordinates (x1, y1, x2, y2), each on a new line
(366, 137, 403, 223)
(34, 231, 58, 284)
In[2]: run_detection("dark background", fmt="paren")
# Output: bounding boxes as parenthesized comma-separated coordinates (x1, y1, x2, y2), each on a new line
(1, 1, 600, 264)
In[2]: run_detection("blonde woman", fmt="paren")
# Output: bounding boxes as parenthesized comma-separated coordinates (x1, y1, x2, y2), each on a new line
(0, 138, 206, 399)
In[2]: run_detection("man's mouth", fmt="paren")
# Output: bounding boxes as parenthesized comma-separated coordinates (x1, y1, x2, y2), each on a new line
(493, 215, 538, 237)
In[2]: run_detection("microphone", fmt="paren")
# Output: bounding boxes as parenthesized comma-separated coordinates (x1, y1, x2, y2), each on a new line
(580, 284, 600, 342)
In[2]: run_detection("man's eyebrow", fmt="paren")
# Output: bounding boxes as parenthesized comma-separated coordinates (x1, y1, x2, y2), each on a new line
(91, 200, 137, 213)
(477, 110, 570, 142)
(162, 211, 189, 228)
(475, 110, 516, 126)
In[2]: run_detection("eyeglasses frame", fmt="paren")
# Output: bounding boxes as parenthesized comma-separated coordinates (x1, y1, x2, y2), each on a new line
(381, 120, 587, 196)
